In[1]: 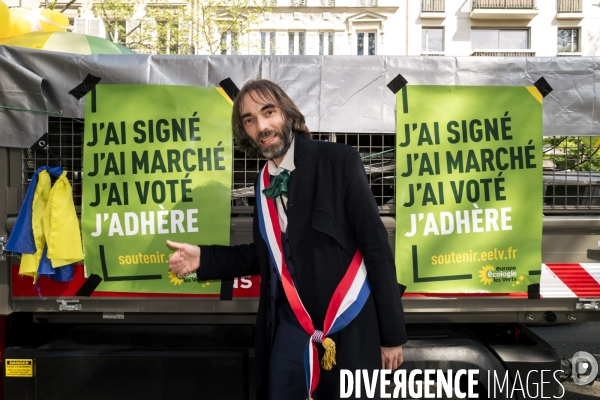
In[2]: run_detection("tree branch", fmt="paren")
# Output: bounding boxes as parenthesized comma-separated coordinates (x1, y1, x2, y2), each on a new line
(59, 0, 78, 13)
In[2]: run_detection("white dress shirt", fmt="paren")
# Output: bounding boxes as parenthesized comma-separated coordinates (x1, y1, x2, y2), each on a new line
(266, 137, 295, 232)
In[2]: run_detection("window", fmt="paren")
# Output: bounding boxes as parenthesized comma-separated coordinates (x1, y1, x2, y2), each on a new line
(422, 27, 443, 52)
(261, 31, 276, 55)
(557, 28, 579, 53)
(220, 31, 238, 55)
(319, 32, 334, 55)
(471, 29, 529, 50)
(157, 21, 181, 55)
(110, 21, 127, 45)
(357, 32, 375, 55)
(320, 0, 334, 5)
(288, 32, 305, 55)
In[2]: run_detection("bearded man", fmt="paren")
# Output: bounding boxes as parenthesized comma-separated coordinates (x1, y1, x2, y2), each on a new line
(167, 79, 406, 399)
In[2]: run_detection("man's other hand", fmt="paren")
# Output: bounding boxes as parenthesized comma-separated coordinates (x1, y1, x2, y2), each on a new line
(381, 345, 403, 371)
(166, 240, 201, 277)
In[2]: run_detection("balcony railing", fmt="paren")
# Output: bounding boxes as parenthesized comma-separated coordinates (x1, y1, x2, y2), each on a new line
(471, 50, 535, 56)
(472, 0, 535, 8)
(422, 0, 444, 12)
(558, 0, 582, 12)
(557, 52, 582, 57)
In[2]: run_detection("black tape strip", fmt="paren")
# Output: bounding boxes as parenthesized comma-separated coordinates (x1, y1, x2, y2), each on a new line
(402, 86, 409, 114)
(534, 77, 553, 98)
(398, 283, 406, 298)
(30, 133, 48, 150)
(76, 274, 103, 297)
(219, 78, 240, 102)
(527, 283, 540, 299)
(220, 278, 234, 300)
(91, 86, 96, 113)
(387, 74, 408, 95)
(69, 73, 102, 100)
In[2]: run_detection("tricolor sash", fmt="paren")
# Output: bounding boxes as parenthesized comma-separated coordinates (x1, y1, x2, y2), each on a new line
(257, 165, 371, 399)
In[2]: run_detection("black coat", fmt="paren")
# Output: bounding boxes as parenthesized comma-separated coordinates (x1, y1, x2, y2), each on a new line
(199, 134, 406, 399)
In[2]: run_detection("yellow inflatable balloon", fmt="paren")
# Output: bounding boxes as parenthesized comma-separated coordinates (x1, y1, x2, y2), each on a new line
(5, 7, 70, 38)
(5, 8, 34, 38)
(39, 9, 70, 33)
(0, 1, 11, 39)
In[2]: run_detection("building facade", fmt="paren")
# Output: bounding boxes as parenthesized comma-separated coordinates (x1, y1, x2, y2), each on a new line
(413, 0, 600, 57)
(9, 0, 600, 56)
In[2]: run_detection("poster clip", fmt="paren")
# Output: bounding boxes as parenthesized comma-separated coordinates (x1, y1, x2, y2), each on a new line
(219, 78, 240, 102)
(534, 77, 552, 98)
(387, 74, 408, 94)
(75, 273, 102, 297)
(220, 278, 234, 300)
(69, 73, 102, 100)
(398, 283, 406, 298)
(527, 283, 540, 299)
(30, 132, 48, 151)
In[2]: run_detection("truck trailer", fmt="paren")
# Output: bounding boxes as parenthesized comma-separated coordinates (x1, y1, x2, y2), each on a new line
(0, 48, 599, 399)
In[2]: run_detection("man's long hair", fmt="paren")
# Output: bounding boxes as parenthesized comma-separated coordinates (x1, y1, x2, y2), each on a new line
(232, 79, 312, 158)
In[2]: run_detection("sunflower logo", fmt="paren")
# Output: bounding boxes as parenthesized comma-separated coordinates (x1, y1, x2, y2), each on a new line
(479, 265, 495, 285)
(168, 271, 184, 286)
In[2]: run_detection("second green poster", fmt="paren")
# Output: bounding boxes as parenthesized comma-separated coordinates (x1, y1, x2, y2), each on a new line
(395, 85, 543, 293)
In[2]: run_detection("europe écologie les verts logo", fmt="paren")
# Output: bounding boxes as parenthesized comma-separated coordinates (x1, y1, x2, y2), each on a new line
(478, 265, 525, 287)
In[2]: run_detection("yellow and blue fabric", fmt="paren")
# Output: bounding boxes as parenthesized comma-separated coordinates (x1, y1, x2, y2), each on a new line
(5, 166, 83, 282)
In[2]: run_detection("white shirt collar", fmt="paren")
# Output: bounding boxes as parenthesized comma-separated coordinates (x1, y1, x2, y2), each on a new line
(267, 136, 296, 176)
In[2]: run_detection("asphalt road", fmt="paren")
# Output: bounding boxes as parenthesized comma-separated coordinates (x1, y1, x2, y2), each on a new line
(530, 322, 600, 400)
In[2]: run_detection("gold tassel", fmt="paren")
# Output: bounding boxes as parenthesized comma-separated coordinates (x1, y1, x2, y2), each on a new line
(320, 337, 336, 370)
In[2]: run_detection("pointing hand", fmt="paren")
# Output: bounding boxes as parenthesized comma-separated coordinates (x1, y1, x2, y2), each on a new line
(166, 240, 200, 277)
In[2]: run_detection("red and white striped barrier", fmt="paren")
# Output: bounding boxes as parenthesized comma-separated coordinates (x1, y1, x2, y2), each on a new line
(541, 263, 600, 298)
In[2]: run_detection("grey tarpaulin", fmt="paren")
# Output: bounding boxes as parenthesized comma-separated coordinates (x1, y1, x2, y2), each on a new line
(0, 45, 599, 148)
(0, 50, 48, 148)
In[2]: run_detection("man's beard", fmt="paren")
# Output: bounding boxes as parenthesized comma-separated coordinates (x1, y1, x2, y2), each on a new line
(252, 119, 293, 160)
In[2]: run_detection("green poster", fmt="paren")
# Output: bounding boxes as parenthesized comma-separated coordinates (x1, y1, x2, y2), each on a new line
(395, 86, 543, 293)
(82, 85, 233, 294)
